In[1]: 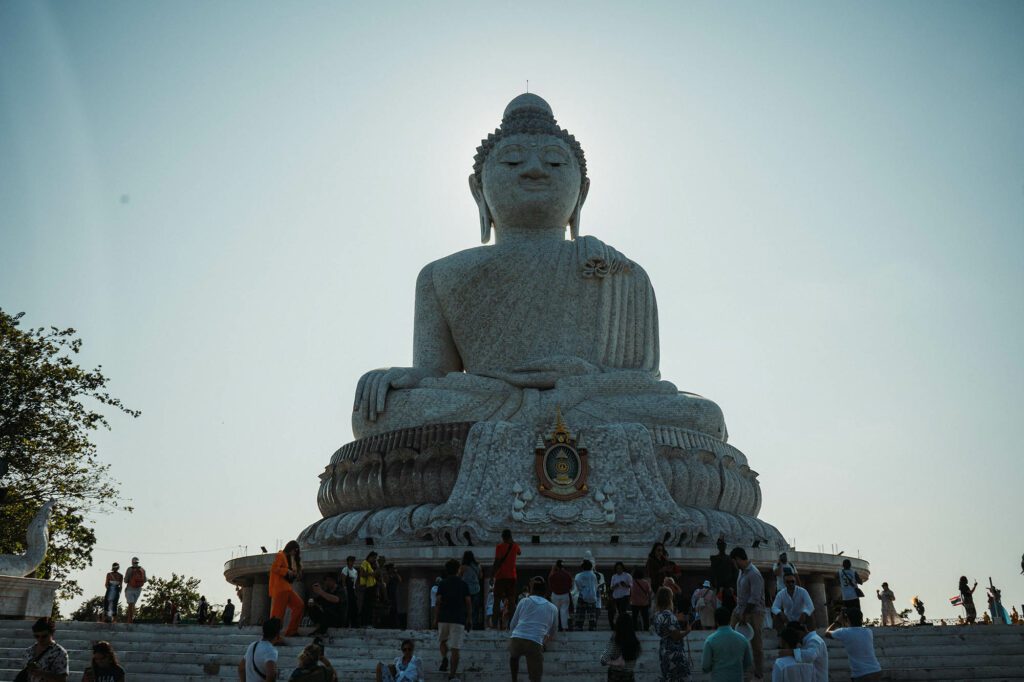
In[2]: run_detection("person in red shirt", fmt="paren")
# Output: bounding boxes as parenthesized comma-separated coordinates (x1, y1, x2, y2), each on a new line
(547, 560, 574, 631)
(492, 529, 521, 630)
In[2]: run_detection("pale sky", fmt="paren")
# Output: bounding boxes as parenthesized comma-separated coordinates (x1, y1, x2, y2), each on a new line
(1, 1, 1022, 620)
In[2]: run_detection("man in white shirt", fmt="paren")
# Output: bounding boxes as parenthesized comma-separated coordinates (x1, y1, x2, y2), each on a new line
(772, 553, 799, 595)
(825, 608, 882, 681)
(772, 627, 814, 682)
(772, 575, 814, 629)
(509, 577, 558, 682)
(238, 617, 280, 681)
(789, 621, 829, 682)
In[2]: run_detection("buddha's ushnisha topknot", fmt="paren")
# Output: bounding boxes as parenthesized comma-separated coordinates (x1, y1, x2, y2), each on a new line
(473, 94, 587, 183)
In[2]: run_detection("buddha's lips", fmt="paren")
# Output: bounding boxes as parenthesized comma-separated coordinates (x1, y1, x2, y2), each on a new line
(518, 179, 551, 190)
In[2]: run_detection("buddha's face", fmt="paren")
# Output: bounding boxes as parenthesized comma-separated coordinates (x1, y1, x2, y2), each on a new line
(481, 134, 583, 230)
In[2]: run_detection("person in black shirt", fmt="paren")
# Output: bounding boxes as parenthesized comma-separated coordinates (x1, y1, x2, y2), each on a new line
(435, 559, 471, 681)
(197, 595, 209, 624)
(222, 598, 236, 625)
(308, 575, 345, 635)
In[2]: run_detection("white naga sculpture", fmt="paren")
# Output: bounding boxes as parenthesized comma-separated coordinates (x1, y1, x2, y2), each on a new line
(302, 94, 785, 550)
(0, 500, 55, 577)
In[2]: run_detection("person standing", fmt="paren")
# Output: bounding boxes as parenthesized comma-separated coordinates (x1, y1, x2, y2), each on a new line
(101, 563, 123, 623)
(646, 542, 671, 589)
(341, 556, 359, 628)
(493, 529, 522, 630)
(771, 553, 798, 595)
(123, 557, 146, 624)
(876, 583, 898, 627)
(459, 551, 483, 631)
(958, 576, 978, 624)
(771, 576, 813, 630)
(20, 617, 69, 682)
(223, 598, 236, 625)
(239, 617, 281, 682)
(629, 568, 653, 632)
(730, 547, 765, 680)
(653, 586, 692, 682)
(825, 608, 881, 681)
(82, 641, 125, 682)
(700, 606, 752, 681)
(384, 563, 402, 628)
(600, 611, 642, 681)
(436, 559, 471, 681)
(609, 562, 634, 631)
(197, 595, 210, 625)
(691, 580, 717, 631)
(360, 551, 380, 627)
(574, 559, 600, 631)
(837, 559, 862, 611)
(987, 582, 1011, 625)
(269, 541, 304, 638)
(508, 578, 559, 682)
(547, 560, 573, 632)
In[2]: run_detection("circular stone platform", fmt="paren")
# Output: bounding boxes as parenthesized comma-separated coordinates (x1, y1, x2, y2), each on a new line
(224, 545, 868, 630)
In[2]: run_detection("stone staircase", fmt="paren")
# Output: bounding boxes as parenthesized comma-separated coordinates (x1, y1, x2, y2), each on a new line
(0, 620, 1021, 681)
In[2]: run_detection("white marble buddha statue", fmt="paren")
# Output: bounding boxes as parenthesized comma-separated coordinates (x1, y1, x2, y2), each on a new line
(352, 94, 727, 442)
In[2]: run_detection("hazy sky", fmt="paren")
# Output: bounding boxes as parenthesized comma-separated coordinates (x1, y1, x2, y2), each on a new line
(2, 1, 1022, 619)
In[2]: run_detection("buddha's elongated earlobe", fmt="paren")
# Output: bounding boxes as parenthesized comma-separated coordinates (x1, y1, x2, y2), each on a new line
(569, 177, 591, 240)
(468, 174, 493, 243)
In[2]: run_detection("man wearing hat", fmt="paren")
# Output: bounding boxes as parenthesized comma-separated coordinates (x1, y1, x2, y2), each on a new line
(103, 562, 124, 622)
(691, 579, 719, 630)
(124, 557, 147, 623)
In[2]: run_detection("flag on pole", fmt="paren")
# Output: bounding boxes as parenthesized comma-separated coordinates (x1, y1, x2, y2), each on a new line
(949, 595, 964, 607)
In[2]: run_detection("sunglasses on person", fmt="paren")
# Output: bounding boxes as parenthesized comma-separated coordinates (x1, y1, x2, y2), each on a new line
(33, 633, 49, 640)
(401, 645, 413, 652)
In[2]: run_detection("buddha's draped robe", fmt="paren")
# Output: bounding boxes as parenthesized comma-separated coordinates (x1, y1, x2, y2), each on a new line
(352, 236, 726, 440)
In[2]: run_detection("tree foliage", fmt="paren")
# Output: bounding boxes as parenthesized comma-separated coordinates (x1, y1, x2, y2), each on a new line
(70, 594, 123, 622)
(0, 309, 140, 601)
(136, 573, 202, 622)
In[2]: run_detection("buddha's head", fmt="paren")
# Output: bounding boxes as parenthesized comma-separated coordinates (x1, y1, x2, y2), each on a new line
(470, 94, 590, 243)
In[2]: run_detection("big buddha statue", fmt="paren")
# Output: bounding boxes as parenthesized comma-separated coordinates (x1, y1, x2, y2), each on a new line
(302, 94, 785, 551)
(353, 93, 725, 441)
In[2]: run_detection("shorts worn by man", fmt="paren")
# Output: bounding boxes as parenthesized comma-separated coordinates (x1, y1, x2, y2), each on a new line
(493, 529, 522, 627)
(436, 559, 471, 681)
(509, 579, 558, 682)
(123, 557, 146, 623)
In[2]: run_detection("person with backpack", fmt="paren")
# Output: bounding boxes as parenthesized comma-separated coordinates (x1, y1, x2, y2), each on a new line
(690, 580, 717, 630)
(492, 529, 521, 630)
(238, 617, 281, 682)
(123, 557, 146, 624)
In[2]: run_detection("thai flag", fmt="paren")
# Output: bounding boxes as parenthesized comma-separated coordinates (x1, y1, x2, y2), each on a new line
(949, 595, 964, 607)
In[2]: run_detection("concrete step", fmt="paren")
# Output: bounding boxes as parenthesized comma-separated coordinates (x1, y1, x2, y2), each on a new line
(0, 621, 1021, 682)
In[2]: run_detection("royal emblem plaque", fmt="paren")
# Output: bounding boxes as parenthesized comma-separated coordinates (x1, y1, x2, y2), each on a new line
(535, 410, 589, 500)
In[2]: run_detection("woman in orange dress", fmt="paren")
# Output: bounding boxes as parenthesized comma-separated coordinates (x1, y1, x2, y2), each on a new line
(269, 540, 304, 637)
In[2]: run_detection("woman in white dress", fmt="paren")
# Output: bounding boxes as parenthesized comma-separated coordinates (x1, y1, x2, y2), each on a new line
(876, 582, 899, 626)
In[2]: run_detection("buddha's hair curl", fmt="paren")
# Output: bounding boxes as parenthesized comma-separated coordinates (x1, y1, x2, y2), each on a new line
(473, 105, 587, 182)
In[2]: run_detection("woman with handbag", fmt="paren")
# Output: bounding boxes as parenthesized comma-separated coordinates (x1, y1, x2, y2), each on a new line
(17, 617, 68, 682)
(600, 612, 642, 682)
(269, 540, 305, 639)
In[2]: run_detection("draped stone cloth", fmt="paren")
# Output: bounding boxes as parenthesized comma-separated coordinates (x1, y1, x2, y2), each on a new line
(352, 236, 726, 440)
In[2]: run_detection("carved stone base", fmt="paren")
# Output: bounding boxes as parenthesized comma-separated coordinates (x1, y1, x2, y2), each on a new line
(301, 421, 785, 550)
(0, 576, 59, 619)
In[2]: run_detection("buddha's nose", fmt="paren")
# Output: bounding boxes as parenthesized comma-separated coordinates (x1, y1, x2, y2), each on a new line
(519, 155, 549, 179)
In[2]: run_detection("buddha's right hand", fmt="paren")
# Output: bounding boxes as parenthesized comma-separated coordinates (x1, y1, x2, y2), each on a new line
(354, 367, 432, 422)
